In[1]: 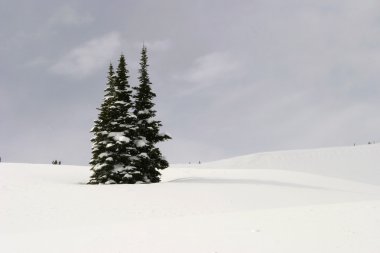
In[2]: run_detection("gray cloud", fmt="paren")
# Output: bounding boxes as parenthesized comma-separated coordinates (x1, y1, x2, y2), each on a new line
(174, 52, 243, 95)
(50, 32, 122, 78)
(1, 0, 379, 165)
(49, 5, 94, 26)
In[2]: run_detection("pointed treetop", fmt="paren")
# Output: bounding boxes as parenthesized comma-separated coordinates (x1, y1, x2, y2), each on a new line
(139, 45, 149, 70)
(108, 63, 114, 77)
(108, 62, 114, 71)
(115, 54, 131, 92)
(116, 55, 128, 75)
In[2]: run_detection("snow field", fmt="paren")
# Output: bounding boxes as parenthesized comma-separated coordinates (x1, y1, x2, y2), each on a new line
(1, 144, 380, 252)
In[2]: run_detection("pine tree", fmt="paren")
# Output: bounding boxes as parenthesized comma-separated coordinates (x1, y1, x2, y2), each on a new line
(105, 54, 142, 184)
(89, 64, 117, 184)
(89, 56, 142, 184)
(133, 46, 171, 183)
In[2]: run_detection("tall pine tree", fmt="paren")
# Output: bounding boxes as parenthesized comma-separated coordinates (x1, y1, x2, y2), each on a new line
(133, 46, 171, 183)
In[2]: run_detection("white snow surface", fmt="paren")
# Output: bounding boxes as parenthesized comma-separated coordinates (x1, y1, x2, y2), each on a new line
(1, 144, 380, 253)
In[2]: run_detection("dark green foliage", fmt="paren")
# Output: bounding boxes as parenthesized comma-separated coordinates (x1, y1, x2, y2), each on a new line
(104, 55, 142, 183)
(133, 46, 171, 183)
(89, 50, 170, 184)
(89, 56, 142, 184)
(89, 64, 117, 184)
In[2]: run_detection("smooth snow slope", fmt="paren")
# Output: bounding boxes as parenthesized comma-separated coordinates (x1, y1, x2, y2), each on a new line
(1, 145, 380, 253)
(200, 144, 380, 185)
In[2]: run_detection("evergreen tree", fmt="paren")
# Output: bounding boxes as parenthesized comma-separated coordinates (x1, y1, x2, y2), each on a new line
(133, 46, 171, 183)
(89, 56, 142, 184)
(106, 54, 142, 184)
(89, 64, 117, 184)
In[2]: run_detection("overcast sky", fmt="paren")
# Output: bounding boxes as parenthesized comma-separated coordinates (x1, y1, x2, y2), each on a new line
(1, 0, 379, 165)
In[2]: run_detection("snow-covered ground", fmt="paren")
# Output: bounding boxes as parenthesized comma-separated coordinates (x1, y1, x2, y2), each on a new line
(1, 144, 380, 253)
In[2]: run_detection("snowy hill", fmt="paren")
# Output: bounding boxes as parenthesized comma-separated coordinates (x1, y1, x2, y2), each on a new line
(1, 144, 380, 253)
(201, 144, 380, 185)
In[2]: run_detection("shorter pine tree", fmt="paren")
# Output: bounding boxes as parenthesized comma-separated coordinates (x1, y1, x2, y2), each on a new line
(102, 55, 142, 184)
(89, 64, 118, 184)
(90, 55, 145, 184)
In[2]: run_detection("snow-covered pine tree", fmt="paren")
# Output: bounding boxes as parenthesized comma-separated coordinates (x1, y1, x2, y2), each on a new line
(133, 46, 171, 183)
(107, 54, 143, 184)
(89, 55, 142, 184)
(89, 64, 117, 184)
